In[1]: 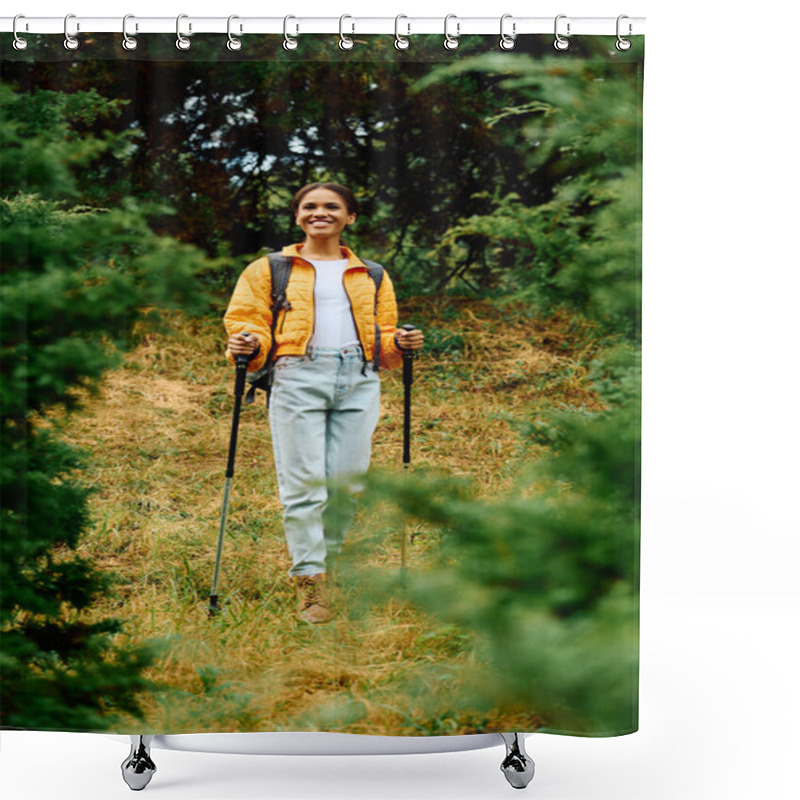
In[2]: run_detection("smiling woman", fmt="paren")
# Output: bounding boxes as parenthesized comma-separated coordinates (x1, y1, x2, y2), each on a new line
(225, 182, 424, 624)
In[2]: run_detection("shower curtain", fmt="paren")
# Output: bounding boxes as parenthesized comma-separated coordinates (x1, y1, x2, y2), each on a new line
(1, 26, 643, 742)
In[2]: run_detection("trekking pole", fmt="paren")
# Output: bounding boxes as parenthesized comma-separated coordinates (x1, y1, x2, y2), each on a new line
(400, 324, 416, 582)
(209, 351, 250, 616)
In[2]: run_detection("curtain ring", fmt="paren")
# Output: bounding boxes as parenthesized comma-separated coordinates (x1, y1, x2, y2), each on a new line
(12, 15, 28, 51)
(499, 14, 516, 50)
(616, 15, 632, 51)
(122, 14, 138, 51)
(227, 15, 242, 51)
(63, 13, 79, 51)
(394, 15, 410, 50)
(553, 14, 570, 51)
(283, 15, 299, 50)
(444, 14, 460, 50)
(339, 15, 355, 50)
(176, 14, 191, 50)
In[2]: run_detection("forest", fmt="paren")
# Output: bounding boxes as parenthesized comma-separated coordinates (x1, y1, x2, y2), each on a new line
(1, 33, 642, 737)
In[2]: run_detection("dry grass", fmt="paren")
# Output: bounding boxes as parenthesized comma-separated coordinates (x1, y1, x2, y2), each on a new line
(61, 298, 602, 735)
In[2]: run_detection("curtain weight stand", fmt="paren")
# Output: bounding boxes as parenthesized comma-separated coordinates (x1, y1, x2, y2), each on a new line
(121, 732, 535, 790)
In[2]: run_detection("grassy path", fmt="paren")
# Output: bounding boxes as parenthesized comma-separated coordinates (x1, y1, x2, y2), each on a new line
(62, 298, 601, 735)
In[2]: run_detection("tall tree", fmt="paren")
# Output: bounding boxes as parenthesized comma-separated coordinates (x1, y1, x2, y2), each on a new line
(1, 81, 211, 730)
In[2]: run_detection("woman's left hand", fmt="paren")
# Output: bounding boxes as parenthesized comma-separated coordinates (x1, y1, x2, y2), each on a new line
(395, 327, 425, 352)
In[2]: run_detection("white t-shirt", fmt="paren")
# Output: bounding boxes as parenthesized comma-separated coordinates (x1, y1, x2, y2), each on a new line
(307, 259, 360, 349)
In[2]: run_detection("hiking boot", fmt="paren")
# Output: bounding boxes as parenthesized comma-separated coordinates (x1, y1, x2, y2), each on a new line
(294, 573, 333, 624)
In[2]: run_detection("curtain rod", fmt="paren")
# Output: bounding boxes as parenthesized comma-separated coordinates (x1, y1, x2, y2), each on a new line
(1, 16, 646, 37)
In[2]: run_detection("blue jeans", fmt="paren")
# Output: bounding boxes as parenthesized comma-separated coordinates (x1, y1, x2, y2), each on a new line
(268, 345, 380, 576)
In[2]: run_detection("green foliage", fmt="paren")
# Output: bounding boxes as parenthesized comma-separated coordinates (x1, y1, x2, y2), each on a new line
(423, 55, 642, 333)
(0, 81, 214, 731)
(0, 41, 556, 291)
(360, 56, 642, 734)
(2, 40, 641, 303)
(365, 346, 639, 734)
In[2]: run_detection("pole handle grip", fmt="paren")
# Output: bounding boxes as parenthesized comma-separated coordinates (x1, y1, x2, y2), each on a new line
(234, 355, 249, 397)
(401, 324, 415, 386)
(400, 324, 416, 358)
(401, 324, 417, 353)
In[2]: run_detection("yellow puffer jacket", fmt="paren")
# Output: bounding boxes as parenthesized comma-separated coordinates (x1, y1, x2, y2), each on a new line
(224, 244, 404, 372)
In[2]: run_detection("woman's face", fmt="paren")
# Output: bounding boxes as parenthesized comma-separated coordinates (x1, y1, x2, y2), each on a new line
(295, 188, 356, 242)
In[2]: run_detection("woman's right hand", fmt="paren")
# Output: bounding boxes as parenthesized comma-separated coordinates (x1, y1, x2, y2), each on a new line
(228, 332, 259, 357)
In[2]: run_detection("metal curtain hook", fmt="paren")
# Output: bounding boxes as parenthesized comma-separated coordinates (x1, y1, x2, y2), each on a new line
(63, 13, 79, 51)
(339, 14, 354, 50)
(394, 15, 410, 50)
(12, 14, 28, 50)
(554, 14, 570, 51)
(499, 14, 516, 50)
(283, 15, 299, 50)
(444, 14, 460, 50)
(122, 14, 138, 51)
(616, 15, 632, 51)
(227, 15, 242, 51)
(176, 14, 191, 50)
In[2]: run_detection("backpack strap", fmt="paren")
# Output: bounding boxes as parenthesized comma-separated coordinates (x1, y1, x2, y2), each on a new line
(244, 252, 293, 407)
(361, 259, 385, 374)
